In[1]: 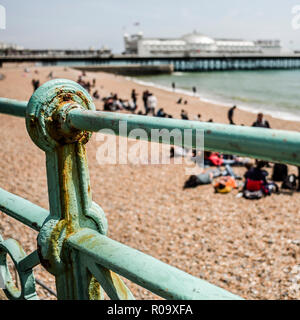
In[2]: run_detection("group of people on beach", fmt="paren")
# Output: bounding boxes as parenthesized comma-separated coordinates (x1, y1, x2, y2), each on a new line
(181, 149, 300, 199)
(77, 73, 97, 94)
(98, 87, 176, 118)
(227, 105, 271, 128)
(28, 71, 299, 200)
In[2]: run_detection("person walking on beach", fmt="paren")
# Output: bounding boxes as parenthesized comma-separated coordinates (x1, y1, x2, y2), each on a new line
(131, 89, 138, 108)
(252, 113, 271, 128)
(142, 90, 149, 114)
(192, 86, 197, 96)
(228, 105, 237, 125)
(32, 79, 40, 92)
(146, 93, 157, 115)
(172, 82, 176, 91)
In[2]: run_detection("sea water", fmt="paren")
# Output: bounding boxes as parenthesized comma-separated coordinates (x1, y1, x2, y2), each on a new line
(133, 70, 300, 122)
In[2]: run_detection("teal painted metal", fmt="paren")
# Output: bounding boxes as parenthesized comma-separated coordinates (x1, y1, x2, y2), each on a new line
(0, 188, 48, 231)
(2, 94, 300, 166)
(0, 98, 27, 117)
(67, 228, 241, 300)
(0, 235, 40, 300)
(8, 78, 300, 299)
(68, 109, 300, 166)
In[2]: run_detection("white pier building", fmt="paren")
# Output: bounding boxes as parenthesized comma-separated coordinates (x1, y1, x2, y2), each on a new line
(123, 31, 281, 57)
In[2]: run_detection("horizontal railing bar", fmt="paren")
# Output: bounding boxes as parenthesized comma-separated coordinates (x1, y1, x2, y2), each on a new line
(67, 228, 243, 300)
(0, 98, 27, 118)
(68, 109, 300, 166)
(0, 188, 49, 231)
(1, 97, 300, 166)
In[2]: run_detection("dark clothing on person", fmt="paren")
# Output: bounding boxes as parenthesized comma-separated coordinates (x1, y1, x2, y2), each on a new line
(142, 91, 149, 114)
(252, 120, 270, 128)
(131, 90, 137, 106)
(32, 79, 40, 92)
(297, 167, 300, 191)
(93, 90, 100, 99)
(156, 108, 166, 118)
(120, 99, 137, 113)
(181, 111, 189, 120)
(244, 167, 268, 184)
(228, 107, 236, 125)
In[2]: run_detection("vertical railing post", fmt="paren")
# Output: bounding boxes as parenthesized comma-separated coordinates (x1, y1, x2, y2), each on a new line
(25, 79, 108, 299)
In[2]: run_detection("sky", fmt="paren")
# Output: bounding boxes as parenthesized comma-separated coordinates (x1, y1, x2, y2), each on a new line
(0, 0, 300, 52)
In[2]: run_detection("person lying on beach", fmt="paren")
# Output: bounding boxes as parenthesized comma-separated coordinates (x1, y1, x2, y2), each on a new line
(103, 95, 122, 111)
(214, 176, 238, 194)
(252, 113, 271, 128)
(183, 169, 221, 189)
(119, 99, 137, 113)
(170, 146, 189, 158)
(183, 165, 238, 189)
(204, 152, 223, 166)
(204, 151, 250, 167)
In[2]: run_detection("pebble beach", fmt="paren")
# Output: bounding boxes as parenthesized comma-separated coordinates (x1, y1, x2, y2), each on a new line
(0, 64, 300, 300)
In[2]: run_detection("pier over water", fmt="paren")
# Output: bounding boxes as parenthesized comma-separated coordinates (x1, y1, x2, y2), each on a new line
(1, 53, 300, 71)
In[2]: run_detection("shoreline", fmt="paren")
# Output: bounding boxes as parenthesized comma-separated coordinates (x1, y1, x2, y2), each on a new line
(0, 64, 300, 132)
(131, 76, 300, 123)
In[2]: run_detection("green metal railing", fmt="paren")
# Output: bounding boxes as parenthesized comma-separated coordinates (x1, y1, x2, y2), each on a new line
(0, 79, 299, 300)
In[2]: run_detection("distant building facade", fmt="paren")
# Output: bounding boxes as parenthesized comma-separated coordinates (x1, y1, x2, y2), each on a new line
(0, 42, 112, 57)
(123, 31, 282, 56)
(0, 42, 24, 51)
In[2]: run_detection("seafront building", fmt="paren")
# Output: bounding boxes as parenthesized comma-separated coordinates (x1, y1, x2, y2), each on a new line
(123, 31, 282, 57)
(0, 42, 112, 57)
(0, 42, 24, 51)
